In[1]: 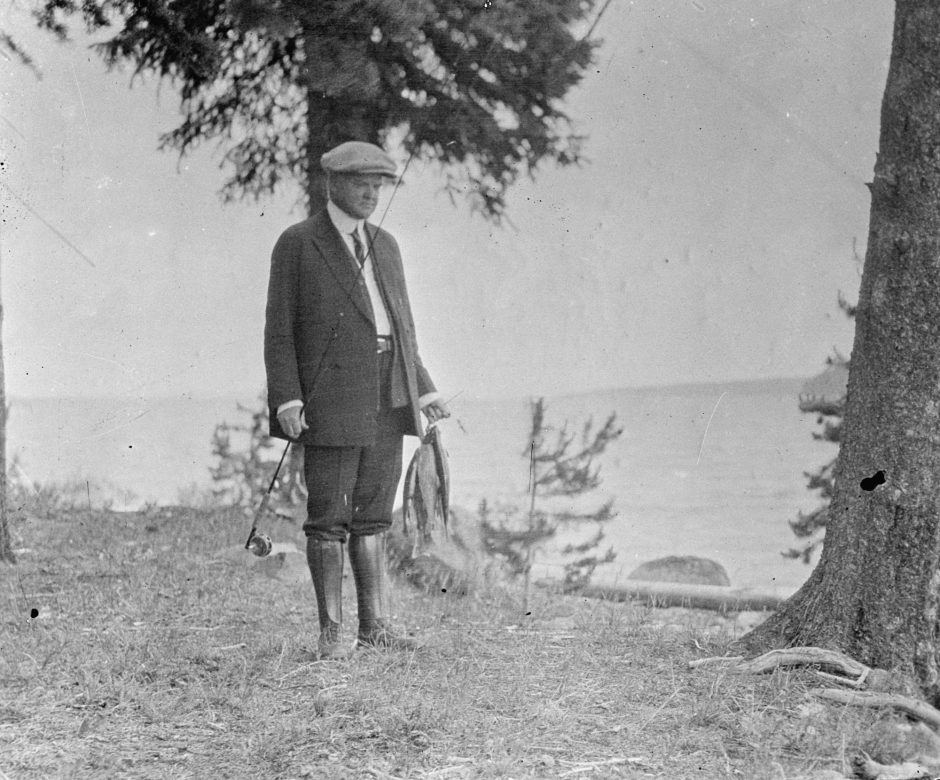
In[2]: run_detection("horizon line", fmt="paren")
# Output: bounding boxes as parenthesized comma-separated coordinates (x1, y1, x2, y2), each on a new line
(7, 373, 817, 404)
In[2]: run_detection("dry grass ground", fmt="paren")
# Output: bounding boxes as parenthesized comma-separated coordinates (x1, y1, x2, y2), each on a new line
(1, 499, 935, 779)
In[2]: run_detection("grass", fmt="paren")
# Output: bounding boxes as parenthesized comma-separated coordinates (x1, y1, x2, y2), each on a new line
(1, 497, 934, 779)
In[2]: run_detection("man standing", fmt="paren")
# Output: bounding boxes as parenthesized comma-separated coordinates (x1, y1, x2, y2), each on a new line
(264, 141, 449, 660)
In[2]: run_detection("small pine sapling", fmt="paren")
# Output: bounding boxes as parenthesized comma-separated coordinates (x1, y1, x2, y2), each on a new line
(787, 290, 856, 563)
(482, 397, 622, 609)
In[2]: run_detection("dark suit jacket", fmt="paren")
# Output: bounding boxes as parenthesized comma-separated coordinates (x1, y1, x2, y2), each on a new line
(264, 209, 436, 446)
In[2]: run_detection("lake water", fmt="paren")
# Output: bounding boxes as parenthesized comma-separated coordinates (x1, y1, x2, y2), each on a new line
(8, 378, 832, 592)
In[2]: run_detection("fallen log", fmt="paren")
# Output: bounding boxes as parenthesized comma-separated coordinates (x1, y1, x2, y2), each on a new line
(539, 578, 792, 612)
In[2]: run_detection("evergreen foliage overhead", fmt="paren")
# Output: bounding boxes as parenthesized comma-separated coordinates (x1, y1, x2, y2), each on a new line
(35, 0, 601, 218)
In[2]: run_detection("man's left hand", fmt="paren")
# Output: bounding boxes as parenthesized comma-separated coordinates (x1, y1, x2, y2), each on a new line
(423, 399, 450, 423)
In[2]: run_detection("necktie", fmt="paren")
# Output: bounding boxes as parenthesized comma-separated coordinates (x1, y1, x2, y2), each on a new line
(351, 229, 367, 267)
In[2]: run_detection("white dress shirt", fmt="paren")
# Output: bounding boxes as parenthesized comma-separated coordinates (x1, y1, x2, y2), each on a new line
(326, 200, 393, 337)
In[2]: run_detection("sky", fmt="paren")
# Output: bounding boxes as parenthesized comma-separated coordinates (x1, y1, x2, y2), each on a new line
(1, 0, 894, 402)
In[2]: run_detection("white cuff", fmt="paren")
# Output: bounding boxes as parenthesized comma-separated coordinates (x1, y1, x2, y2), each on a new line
(277, 399, 303, 416)
(419, 392, 441, 409)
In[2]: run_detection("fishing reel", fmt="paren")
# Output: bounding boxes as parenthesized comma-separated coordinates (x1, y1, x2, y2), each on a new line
(245, 526, 273, 557)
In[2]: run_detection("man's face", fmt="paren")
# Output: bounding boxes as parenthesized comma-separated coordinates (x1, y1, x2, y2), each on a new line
(329, 174, 389, 220)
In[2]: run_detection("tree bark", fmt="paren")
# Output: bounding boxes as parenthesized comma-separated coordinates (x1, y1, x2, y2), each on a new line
(739, 1, 940, 700)
(302, 19, 384, 217)
(0, 229, 13, 564)
(304, 77, 330, 218)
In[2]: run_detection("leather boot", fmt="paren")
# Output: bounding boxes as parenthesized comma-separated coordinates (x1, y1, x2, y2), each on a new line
(306, 537, 350, 660)
(348, 532, 418, 651)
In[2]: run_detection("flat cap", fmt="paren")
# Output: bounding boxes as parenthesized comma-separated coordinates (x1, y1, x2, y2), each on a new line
(320, 141, 397, 178)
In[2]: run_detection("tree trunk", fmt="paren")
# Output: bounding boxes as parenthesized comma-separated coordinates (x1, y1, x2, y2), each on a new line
(740, 1, 940, 700)
(302, 20, 384, 217)
(304, 78, 330, 218)
(0, 232, 13, 564)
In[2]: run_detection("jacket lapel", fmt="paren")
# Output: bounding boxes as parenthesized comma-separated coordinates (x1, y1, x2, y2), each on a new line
(309, 212, 374, 324)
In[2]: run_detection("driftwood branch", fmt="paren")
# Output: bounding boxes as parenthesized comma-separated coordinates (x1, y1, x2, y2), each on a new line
(815, 689, 940, 732)
(688, 655, 744, 669)
(732, 646, 870, 683)
(817, 669, 869, 689)
(691, 647, 940, 776)
(690, 646, 871, 687)
(697, 647, 928, 697)
(850, 753, 933, 779)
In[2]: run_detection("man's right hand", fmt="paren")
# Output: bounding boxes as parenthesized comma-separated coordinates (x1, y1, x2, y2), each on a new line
(277, 406, 309, 439)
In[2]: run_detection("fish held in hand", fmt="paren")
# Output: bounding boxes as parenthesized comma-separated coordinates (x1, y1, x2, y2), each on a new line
(402, 423, 450, 552)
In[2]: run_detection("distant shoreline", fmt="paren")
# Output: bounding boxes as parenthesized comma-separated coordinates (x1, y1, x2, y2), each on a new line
(8, 373, 813, 406)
